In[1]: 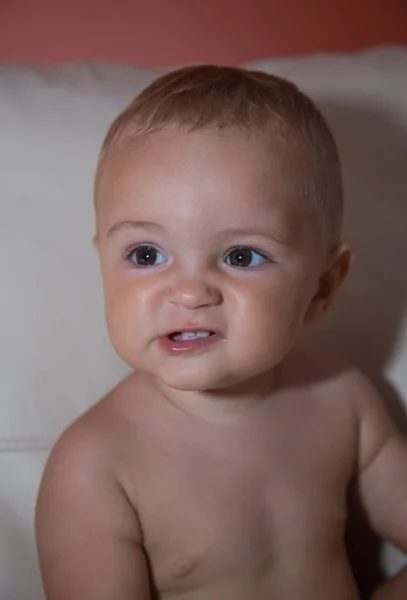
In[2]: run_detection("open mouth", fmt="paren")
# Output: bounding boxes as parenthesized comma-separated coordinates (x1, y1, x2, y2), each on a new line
(158, 329, 221, 354)
(168, 331, 215, 342)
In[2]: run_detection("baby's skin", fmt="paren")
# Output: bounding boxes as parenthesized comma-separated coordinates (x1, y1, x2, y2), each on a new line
(36, 345, 407, 600)
(36, 129, 407, 599)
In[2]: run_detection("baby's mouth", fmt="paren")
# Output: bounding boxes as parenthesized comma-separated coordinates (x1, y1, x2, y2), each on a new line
(169, 331, 215, 342)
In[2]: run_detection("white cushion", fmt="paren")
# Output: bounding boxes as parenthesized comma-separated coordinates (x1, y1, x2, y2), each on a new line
(0, 64, 162, 447)
(0, 48, 406, 597)
(0, 452, 48, 600)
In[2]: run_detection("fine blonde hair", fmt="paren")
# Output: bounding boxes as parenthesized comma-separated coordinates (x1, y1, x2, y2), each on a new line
(95, 65, 343, 250)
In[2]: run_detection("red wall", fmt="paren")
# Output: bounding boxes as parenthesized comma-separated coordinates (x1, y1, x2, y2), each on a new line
(0, 0, 406, 66)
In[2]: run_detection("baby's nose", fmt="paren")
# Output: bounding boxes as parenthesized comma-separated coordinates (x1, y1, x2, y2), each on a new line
(168, 277, 222, 310)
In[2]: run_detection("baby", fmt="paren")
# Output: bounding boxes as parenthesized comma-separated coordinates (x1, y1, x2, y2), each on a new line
(35, 66, 407, 600)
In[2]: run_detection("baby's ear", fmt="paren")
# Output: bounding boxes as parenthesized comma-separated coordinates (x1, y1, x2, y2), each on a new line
(304, 242, 354, 324)
(92, 235, 99, 251)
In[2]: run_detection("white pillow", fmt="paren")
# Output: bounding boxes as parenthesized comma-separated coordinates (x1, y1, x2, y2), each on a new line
(0, 63, 162, 448)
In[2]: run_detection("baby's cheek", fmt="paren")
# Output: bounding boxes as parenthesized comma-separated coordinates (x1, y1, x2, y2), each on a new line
(105, 292, 137, 347)
(249, 285, 306, 341)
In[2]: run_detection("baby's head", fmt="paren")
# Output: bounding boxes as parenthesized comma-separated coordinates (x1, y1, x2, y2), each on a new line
(93, 66, 352, 393)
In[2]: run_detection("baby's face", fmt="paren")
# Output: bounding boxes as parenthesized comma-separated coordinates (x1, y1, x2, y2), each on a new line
(94, 128, 324, 392)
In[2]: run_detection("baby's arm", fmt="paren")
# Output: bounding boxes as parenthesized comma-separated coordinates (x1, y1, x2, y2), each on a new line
(35, 416, 151, 600)
(352, 371, 407, 600)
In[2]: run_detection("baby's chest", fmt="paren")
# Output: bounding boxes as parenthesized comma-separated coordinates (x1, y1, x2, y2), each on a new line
(135, 422, 353, 594)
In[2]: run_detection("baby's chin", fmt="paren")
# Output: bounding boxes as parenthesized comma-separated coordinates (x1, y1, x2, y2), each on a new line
(147, 361, 277, 395)
(152, 369, 234, 393)
(144, 360, 249, 393)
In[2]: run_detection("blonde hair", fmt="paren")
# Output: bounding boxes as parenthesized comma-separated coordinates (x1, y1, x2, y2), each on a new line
(96, 65, 343, 250)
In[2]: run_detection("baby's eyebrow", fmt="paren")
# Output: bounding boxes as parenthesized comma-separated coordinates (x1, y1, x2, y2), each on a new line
(218, 227, 287, 245)
(105, 221, 287, 246)
(106, 220, 165, 238)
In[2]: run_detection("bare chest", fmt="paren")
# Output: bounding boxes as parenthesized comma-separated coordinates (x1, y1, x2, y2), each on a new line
(129, 400, 357, 595)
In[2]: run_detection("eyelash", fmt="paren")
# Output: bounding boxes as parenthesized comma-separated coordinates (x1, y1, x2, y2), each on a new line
(224, 244, 272, 264)
(123, 242, 159, 262)
(123, 243, 273, 265)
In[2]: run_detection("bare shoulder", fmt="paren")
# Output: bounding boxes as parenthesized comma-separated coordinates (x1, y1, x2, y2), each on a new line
(35, 372, 152, 598)
(288, 340, 394, 419)
(303, 344, 402, 471)
(38, 369, 151, 491)
(36, 377, 137, 535)
(285, 339, 368, 393)
(36, 370, 155, 536)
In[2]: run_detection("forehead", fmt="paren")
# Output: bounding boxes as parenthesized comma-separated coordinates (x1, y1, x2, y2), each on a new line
(96, 128, 308, 236)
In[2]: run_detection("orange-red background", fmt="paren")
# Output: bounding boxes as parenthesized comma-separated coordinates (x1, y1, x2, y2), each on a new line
(0, 0, 406, 66)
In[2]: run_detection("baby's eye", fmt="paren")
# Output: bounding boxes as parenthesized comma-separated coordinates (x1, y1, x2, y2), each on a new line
(225, 246, 270, 268)
(127, 245, 167, 267)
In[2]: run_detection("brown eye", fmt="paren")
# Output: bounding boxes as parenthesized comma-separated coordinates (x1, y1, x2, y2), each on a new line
(226, 247, 268, 268)
(128, 245, 166, 267)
